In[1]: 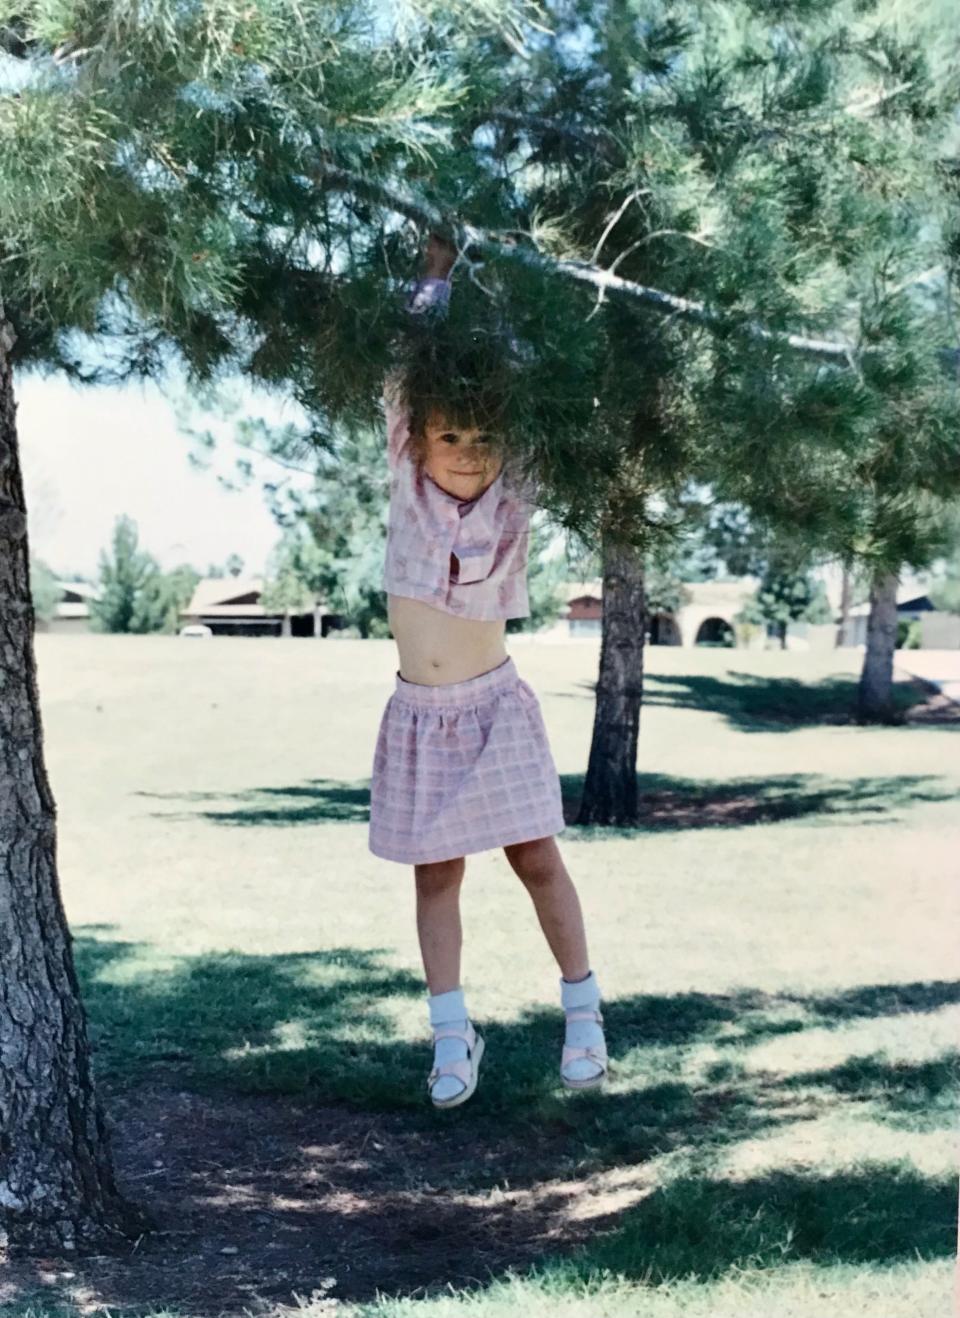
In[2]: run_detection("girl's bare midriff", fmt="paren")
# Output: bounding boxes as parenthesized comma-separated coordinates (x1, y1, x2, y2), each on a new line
(388, 594, 508, 686)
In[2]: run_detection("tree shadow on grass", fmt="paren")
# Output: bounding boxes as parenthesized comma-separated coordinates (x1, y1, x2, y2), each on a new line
(76, 934, 960, 1172)
(708, 981, 960, 1063)
(644, 670, 927, 731)
(558, 771, 954, 833)
(136, 770, 953, 834)
(560, 670, 929, 731)
(136, 779, 371, 824)
(551, 1164, 954, 1285)
(40, 934, 957, 1311)
(782, 1052, 960, 1130)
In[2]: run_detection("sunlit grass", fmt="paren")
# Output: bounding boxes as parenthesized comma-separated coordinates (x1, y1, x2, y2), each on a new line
(24, 635, 960, 1318)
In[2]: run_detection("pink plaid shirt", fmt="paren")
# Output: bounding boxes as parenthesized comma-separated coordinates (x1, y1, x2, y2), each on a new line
(382, 277, 534, 621)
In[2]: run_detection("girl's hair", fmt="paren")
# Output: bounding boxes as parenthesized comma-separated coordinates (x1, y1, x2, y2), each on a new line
(401, 339, 509, 467)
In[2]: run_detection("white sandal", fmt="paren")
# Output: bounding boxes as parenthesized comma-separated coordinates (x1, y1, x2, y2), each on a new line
(561, 1007, 608, 1089)
(427, 1022, 485, 1109)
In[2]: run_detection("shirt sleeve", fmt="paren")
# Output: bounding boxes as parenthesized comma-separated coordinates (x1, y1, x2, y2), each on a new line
(383, 276, 452, 470)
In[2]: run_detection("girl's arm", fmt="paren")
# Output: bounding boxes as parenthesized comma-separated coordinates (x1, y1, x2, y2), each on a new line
(384, 236, 456, 468)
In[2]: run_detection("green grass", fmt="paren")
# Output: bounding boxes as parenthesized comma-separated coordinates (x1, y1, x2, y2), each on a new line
(20, 635, 960, 1318)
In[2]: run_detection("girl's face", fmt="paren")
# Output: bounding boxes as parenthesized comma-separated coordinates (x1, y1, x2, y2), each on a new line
(422, 410, 503, 502)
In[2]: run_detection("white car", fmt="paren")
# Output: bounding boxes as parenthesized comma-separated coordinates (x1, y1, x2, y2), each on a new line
(179, 624, 213, 638)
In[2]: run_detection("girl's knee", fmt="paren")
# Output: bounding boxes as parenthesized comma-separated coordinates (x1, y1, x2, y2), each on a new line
(504, 836, 562, 886)
(415, 856, 465, 893)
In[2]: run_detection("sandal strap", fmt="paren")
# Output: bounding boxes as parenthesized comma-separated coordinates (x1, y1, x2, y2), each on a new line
(562, 1042, 608, 1069)
(427, 1056, 473, 1088)
(427, 1022, 478, 1094)
(432, 1024, 475, 1045)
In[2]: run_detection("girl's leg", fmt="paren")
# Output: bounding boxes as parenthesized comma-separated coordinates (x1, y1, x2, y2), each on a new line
(502, 836, 589, 981)
(414, 856, 466, 993)
(503, 836, 607, 1087)
(415, 857, 484, 1106)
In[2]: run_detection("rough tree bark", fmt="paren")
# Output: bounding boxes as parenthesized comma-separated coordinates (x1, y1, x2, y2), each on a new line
(836, 563, 853, 647)
(576, 534, 646, 826)
(0, 308, 146, 1252)
(857, 570, 900, 723)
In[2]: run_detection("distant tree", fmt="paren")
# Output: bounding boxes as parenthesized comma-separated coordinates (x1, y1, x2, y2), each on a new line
(929, 557, 960, 616)
(927, 507, 960, 616)
(225, 553, 244, 578)
(260, 531, 321, 637)
(166, 564, 203, 617)
(132, 563, 201, 635)
(189, 418, 393, 637)
(29, 557, 63, 624)
(89, 517, 159, 634)
(89, 518, 197, 634)
(738, 568, 833, 649)
(507, 515, 566, 634)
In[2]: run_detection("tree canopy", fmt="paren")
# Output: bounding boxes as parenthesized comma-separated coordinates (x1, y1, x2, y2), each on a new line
(3, 0, 957, 561)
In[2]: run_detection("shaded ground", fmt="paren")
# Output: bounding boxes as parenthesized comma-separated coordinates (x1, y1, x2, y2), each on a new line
(10, 637, 956, 1317)
(137, 765, 955, 833)
(558, 669, 955, 731)
(1, 971, 957, 1315)
(0, 1076, 614, 1313)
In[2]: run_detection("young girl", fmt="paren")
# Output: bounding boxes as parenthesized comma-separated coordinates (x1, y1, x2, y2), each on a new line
(369, 235, 608, 1109)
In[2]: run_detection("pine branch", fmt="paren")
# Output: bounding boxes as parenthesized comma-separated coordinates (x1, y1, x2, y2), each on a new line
(484, 110, 619, 159)
(312, 165, 863, 362)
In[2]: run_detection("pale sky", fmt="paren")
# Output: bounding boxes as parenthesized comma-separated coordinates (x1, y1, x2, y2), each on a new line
(17, 370, 311, 581)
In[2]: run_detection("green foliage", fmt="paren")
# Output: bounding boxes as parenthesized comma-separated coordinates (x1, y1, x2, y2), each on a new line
(928, 567, 960, 615)
(2, 0, 957, 570)
(89, 516, 198, 633)
(926, 506, 960, 615)
(739, 567, 833, 644)
(896, 619, 922, 649)
(506, 515, 566, 632)
(254, 425, 391, 638)
(29, 555, 63, 622)
(89, 516, 157, 633)
(132, 562, 201, 634)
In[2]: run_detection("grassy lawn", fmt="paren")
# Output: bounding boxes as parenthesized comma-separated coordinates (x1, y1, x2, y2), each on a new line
(10, 634, 959, 1317)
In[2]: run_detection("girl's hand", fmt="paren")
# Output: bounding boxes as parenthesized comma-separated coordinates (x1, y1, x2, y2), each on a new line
(424, 233, 458, 280)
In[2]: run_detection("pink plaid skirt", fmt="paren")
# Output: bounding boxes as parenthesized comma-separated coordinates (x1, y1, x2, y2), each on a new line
(369, 656, 566, 865)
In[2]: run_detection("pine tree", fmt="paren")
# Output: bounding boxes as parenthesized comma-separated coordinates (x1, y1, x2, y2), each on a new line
(437, 0, 959, 786)
(89, 515, 160, 633)
(739, 567, 833, 650)
(261, 529, 323, 636)
(29, 555, 63, 622)
(0, 0, 956, 1244)
(0, 0, 515, 1253)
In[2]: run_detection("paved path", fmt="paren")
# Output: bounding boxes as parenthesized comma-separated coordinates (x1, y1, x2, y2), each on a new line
(895, 650, 960, 705)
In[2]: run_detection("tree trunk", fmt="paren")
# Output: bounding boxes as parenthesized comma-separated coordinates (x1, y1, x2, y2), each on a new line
(577, 535, 645, 826)
(836, 563, 852, 647)
(778, 620, 788, 650)
(857, 570, 900, 723)
(0, 311, 146, 1253)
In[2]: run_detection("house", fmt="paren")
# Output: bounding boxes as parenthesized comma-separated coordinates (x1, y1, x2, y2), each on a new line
(562, 580, 604, 636)
(180, 577, 340, 637)
(36, 581, 101, 634)
(553, 577, 762, 647)
(843, 591, 960, 650)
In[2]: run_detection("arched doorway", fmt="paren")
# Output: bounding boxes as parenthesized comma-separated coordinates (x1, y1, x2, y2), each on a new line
(695, 616, 736, 647)
(648, 612, 682, 645)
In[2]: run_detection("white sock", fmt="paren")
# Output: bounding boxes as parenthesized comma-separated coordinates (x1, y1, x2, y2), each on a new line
(560, 970, 605, 1082)
(428, 987, 470, 1102)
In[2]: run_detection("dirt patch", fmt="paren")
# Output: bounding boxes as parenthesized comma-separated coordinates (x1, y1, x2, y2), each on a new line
(0, 1072, 636, 1316)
